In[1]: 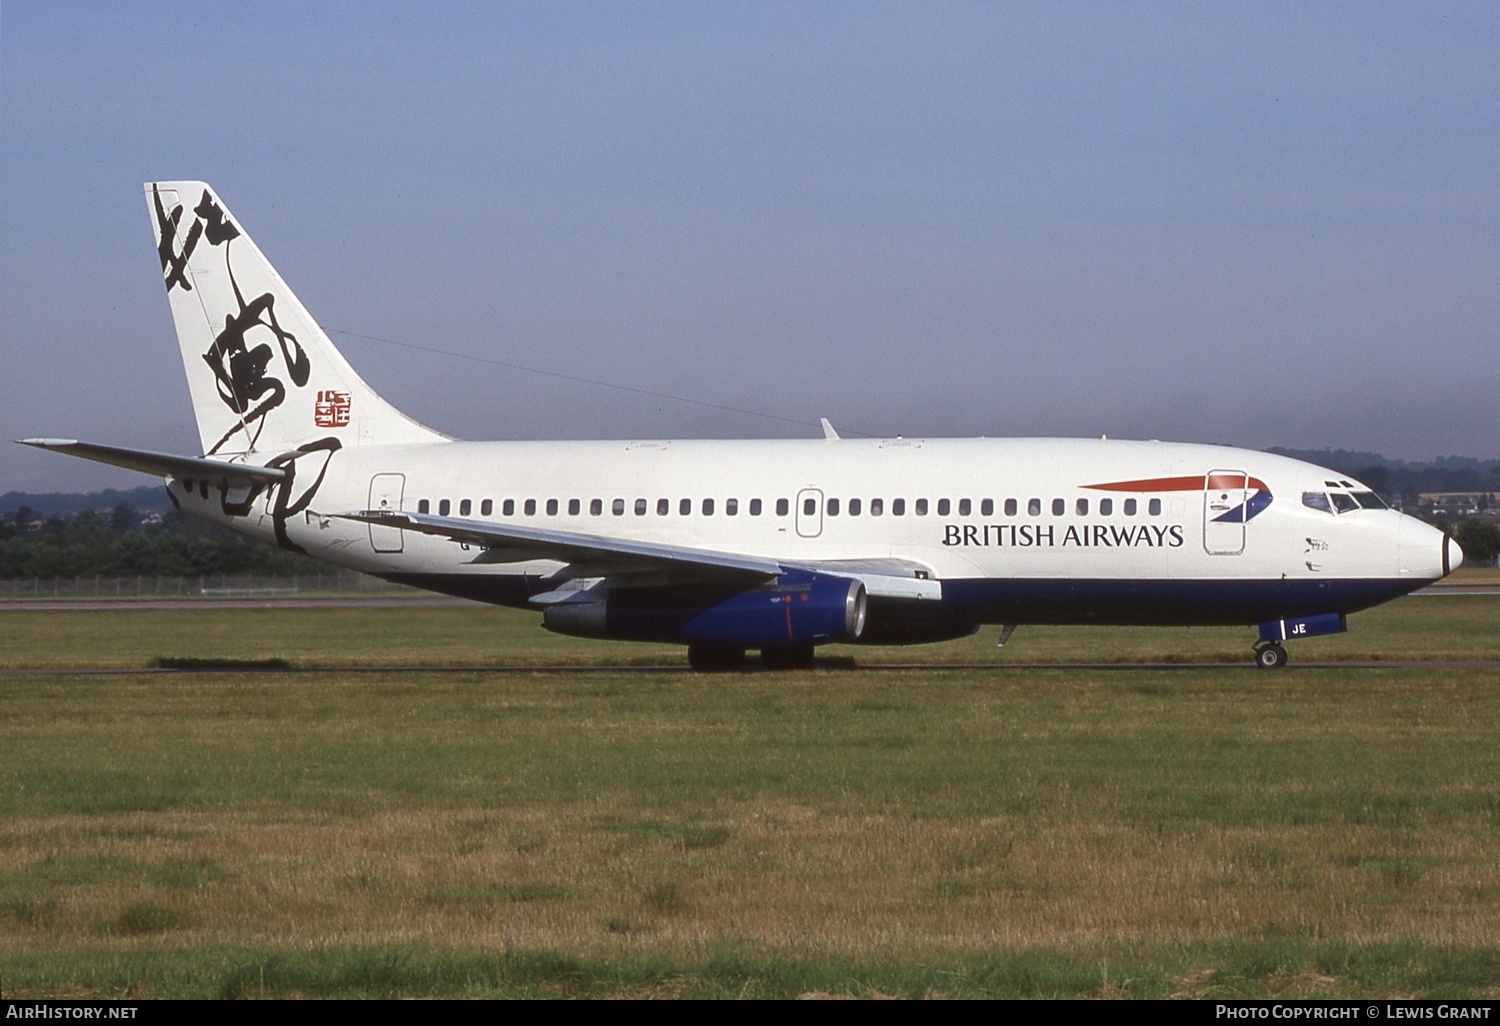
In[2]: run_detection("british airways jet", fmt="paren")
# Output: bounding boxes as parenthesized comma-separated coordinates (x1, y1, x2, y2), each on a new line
(20, 182, 1461, 670)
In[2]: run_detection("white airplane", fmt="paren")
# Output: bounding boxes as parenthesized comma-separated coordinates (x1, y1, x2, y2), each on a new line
(21, 182, 1462, 670)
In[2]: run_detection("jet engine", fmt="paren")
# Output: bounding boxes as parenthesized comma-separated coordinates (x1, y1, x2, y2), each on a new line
(542, 572, 867, 647)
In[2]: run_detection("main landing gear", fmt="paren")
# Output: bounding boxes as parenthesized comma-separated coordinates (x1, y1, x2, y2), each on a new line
(1253, 642, 1288, 670)
(687, 643, 746, 672)
(685, 642, 818, 672)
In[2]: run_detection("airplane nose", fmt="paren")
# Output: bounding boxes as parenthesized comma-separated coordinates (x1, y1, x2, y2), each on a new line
(1445, 534, 1464, 576)
(1398, 515, 1455, 580)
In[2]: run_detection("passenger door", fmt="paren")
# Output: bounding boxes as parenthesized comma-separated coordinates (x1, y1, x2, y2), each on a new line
(1203, 470, 1248, 555)
(367, 473, 406, 553)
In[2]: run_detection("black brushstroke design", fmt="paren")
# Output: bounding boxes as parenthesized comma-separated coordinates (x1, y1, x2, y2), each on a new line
(153, 184, 201, 293)
(264, 438, 342, 553)
(216, 479, 267, 519)
(178, 188, 311, 455)
(194, 191, 240, 245)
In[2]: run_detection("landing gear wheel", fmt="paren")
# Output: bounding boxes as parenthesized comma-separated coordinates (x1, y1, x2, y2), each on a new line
(687, 643, 746, 673)
(1254, 643, 1288, 670)
(761, 642, 816, 670)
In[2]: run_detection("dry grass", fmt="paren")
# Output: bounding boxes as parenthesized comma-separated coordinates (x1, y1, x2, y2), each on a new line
(3, 803, 1497, 956)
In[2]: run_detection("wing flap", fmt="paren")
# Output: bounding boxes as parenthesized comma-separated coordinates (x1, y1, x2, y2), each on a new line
(334, 510, 782, 579)
(333, 510, 943, 601)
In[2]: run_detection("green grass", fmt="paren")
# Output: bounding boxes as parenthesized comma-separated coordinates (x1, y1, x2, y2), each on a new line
(2, 659, 1500, 997)
(0, 590, 1497, 668)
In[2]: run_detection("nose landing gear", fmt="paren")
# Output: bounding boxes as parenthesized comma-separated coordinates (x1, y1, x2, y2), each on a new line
(1254, 612, 1346, 670)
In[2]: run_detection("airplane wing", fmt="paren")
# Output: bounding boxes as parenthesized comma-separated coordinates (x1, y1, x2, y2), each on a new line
(15, 439, 287, 484)
(333, 509, 941, 601)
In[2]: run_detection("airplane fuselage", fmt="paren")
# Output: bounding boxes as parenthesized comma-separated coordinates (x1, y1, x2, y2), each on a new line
(167, 435, 1447, 638)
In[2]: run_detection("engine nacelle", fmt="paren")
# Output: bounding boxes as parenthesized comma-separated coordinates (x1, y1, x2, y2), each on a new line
(542, 573, 867, 647)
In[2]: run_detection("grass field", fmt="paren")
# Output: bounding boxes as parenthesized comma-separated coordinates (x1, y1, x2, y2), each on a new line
(1, 590, 1499, 669)
(1, 600, 1498, 998)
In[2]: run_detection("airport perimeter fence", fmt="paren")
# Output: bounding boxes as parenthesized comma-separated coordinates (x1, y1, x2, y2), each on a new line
(0, 571, 425, 601)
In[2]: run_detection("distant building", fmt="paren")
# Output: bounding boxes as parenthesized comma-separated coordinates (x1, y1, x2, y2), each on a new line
(1419, 492, 1497, 516)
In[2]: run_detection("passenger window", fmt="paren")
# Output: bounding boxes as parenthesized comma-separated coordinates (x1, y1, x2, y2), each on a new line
(1124, 498, 1137, 516)
(958, 499, 971, 516)
(657, 498, 670, 515)
(503, 499, 515, 516)
(439, 499, 451, 516)
(850, 498, 862, 516)
(776, 498, 789, 516)
(481, 499, 493, 516)
(892, 498, 905, 516)
(726, 498, 738, 516)
(938, 499, 951, 516)
(804, 498, 816, 515)
(1148, 498, 1162, 516)
(418, 499, 430, 514)
(546, 498, 558, 515)
(916, 499, 928, 516)
(750, 498, 762, 516)
(1028, 498, 1041, 516)
(568, 498, 580, 515)
(1302, 491, 1333, 514)
(590, 498, 603, 516)
(635, 498, 647, 515)
(1076, 498, 1088, 516)
(460, 499, 471, 516)
(524, 499, 537, 516)
(981, 499, 993, 516)
(870, 498, 883, 516)
(1331, 492, 1358, 514)
(612, 499, 625, 516)
(1099, 498, 1112, 516)
(703, 498, 714, 515)
(1005, 498, 1017, 516)
(1052, 498, 1065, 516)
(828, 498, 840, 516)
(681, 498, 692, 515)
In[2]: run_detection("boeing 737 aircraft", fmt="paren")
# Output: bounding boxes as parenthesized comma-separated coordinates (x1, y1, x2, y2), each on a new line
(20, 182, 1462, 670)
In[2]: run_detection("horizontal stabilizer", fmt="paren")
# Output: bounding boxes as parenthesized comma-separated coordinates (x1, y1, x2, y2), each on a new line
(15, 439, 287, 484)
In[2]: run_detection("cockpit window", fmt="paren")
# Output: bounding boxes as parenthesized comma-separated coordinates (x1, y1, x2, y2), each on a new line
(1330, 492, 1359, 514)
(1351, 491, 1387, 510)
(1302, 491, 1333, 514)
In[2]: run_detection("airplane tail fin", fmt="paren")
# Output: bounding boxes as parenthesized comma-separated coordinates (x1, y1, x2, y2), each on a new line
(146, 182, 448, 457)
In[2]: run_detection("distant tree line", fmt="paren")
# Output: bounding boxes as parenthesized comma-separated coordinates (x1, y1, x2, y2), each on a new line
(1268, 448, 1500, 503)
(1429, 519, 1500, 566)
(0, 505, 314, 579)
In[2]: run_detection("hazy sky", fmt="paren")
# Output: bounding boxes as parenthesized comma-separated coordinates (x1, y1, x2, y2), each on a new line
(3, 2, 1496, 492)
